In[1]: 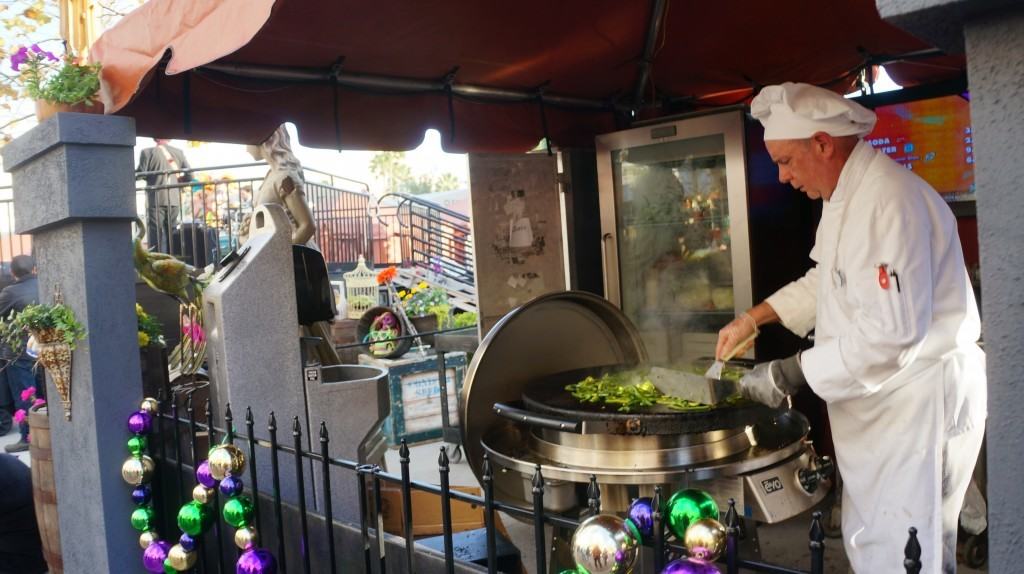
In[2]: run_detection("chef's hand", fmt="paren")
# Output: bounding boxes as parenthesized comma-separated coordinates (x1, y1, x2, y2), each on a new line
(715, 312, 758, 360)
(739, 353, 807, 407)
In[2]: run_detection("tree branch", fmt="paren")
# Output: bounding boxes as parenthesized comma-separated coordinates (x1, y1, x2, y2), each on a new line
(0, 112, 35, 132)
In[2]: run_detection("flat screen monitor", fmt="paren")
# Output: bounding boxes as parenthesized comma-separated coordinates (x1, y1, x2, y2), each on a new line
(864, 93, 974, 201)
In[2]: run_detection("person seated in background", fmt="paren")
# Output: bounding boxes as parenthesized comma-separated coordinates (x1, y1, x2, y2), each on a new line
(0, 453, 47, 574)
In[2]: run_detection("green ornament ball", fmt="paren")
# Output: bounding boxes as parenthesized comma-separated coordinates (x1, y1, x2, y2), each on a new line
(223, 495, 254, 528)
(623, 517, 642, 544)
(665, 489, 719, 540)
(127, 435, 148, 456)
(163, 557, 177, 574)
(176, 500, 213, 537)
(131, 506, 155, 532)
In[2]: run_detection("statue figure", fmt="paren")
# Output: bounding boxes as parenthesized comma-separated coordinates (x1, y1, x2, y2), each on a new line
(242, 125, 341, 366)
(241, 125, 316, 245)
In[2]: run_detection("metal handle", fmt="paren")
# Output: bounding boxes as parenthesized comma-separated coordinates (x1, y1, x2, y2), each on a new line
(600, 232, 613, 298)
(493, 402, 582, 433)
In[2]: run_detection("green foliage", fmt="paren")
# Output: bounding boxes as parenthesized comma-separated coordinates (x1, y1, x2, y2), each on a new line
(398, 283, 449, 320)
(2, 303, 86, 350)
(13, 47, 101, 105)
(136, 303, 165, 348)
(452, 311, 477, 329)
(369, 151, 462, 195)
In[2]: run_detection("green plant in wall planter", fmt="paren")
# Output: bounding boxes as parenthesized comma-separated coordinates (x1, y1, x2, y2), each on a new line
(1, 303, 86, 421)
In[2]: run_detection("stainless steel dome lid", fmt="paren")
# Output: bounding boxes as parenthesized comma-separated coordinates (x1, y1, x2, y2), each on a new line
(460, 290, 648, 484)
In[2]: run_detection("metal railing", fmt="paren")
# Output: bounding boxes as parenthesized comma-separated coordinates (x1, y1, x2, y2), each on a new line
(1, 166, 473, 280)
(135, 162, 379, 272)
(374, 193, 474, 287)
(147, 385, 930, 574)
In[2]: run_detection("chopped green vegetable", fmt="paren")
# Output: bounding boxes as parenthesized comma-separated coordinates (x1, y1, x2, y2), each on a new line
(566, 370, 717, 412)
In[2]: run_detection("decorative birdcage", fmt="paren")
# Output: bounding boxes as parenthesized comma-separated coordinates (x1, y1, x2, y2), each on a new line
(343, 255, 378, 319)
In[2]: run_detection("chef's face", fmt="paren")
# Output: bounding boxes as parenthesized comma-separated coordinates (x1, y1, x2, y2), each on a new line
(765, 137, 832, 200)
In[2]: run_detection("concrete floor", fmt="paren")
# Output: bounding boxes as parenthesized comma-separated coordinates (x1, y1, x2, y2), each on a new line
(387, 439, 988, 574)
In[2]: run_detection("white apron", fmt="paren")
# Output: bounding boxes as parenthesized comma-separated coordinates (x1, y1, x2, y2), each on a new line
(766, 141, 986, 573)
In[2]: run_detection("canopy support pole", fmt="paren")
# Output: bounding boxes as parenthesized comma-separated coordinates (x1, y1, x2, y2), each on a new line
(631, 0, 669, 112)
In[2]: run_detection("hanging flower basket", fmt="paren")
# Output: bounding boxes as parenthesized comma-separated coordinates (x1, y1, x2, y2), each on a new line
(1, 302, 86, 422)
(31, 329, 73, 421)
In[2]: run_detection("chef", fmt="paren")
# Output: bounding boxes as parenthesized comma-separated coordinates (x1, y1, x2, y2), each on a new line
(716, 82, 986, 573)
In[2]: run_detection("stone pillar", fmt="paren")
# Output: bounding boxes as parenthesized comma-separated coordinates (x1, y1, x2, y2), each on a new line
(877, 0, 1024, 569)
(1, 113, 140, 572)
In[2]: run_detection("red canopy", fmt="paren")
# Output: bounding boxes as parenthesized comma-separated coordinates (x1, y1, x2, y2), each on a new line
(92, 0, 964, 152)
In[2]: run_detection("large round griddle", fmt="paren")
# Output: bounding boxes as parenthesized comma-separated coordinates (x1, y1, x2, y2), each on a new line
(520, 365, 774, 435)
(460, 291, 648, 487)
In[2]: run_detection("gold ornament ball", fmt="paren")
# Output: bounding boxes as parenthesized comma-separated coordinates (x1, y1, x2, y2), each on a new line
(167, 543, 198, 570)
(139, 531, 159, 550)
(683, 517, 727, 562)
(140, 397, 159, 415)
(192, 484, 217, 505)
(234, 526, 260, 550)
(208, 444, 246, 480)
(121, 455, 156, 486)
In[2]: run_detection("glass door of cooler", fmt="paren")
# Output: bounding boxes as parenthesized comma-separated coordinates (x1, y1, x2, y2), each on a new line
(596, 110, 752, 365)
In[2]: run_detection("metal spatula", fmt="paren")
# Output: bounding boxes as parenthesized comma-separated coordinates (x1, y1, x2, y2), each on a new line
(704, 331, 758, 380)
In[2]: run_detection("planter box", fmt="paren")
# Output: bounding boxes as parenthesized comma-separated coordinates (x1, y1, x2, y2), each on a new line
(359, 352, 466, 446)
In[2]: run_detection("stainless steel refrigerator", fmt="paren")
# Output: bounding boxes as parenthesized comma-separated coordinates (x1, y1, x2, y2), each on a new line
(596, 109, 753, 365)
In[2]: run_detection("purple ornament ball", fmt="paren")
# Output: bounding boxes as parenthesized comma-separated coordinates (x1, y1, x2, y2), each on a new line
(128, 410, 153, 435)
(142, 539, 171, 573)
(220, 475, 244, 497)
(196, 460, 218, 488)
(179, 533, 196, 551)
(661, 558, 721, 574)
(627, 497, 655, 539)
(131, 485, 152, 505)
(237, 547, 277, 574)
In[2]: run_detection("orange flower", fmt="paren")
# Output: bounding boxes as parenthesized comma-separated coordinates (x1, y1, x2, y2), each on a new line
(376, 266, 397, 285)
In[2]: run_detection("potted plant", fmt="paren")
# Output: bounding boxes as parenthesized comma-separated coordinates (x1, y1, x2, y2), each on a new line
(398, 282, 450, 344)
(2, 303, 86, 421)
(10, 44, 103, 121)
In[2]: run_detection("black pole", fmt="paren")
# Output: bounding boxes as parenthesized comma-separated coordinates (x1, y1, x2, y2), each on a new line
(587, 474, 601, 516)
(439, 446, 455, 574)
(268, 413, 287, 574)
(482, 455, 497, 574)
(809, 511, 825, 574)
(319, 423, 336, 573)
(209, 400, 226, 574)
(652, 486, 665, 572)
(399, 440, 415, 574)
(292, 417, 311, 574)
(245, 407, 261, 535)
(373, 466, 387, 573)
(531, 465, 547, 574)
(904, 527, 922, 574)
(725, 498, 739, 574)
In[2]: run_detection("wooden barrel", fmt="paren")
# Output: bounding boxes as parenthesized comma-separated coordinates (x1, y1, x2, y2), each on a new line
(28, 405, 63, 574)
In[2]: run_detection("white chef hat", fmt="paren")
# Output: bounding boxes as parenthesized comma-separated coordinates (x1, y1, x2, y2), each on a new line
(750, 82, 877, 141)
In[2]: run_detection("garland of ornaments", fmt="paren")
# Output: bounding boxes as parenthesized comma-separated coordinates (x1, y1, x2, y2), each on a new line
(120, 398, 277, 573)
(562, 488, 728, 574)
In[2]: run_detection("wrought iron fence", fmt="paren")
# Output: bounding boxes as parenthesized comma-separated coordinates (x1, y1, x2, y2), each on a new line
(135, 162, 381, 272)
(374, 193, 475, 287)
(148, 383, 929, 574)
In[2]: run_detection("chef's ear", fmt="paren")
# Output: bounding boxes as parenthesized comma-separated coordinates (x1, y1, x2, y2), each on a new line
(809, 132, 835, 157)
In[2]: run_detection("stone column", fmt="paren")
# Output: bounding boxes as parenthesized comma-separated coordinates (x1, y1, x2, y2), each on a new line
(2, 113, 141, 572)
(876, 1, 1024, 569)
